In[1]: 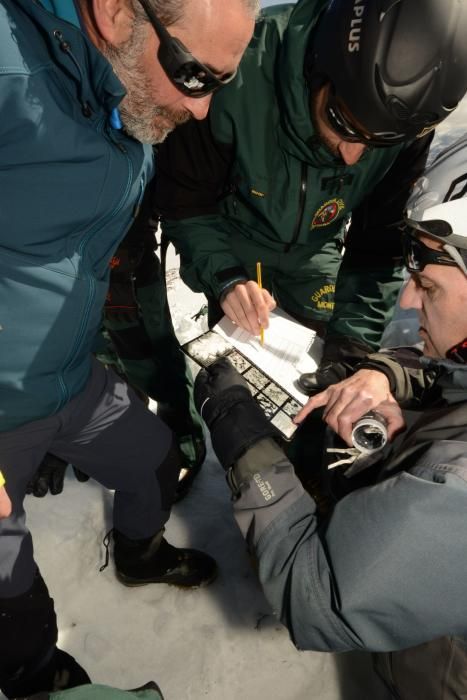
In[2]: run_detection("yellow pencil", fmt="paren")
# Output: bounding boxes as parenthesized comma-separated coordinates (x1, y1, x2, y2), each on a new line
(256, 261, 264, 346)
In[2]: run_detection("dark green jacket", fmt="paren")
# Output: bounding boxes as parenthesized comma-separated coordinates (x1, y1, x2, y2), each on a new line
(156, 0, 432, 353)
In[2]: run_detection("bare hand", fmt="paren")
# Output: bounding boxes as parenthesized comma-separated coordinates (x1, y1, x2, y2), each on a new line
(294, 369, 400, 444)
(366, 399, 406, 443)
(220, 281, 276, 336)
(0, 485, 12, 519)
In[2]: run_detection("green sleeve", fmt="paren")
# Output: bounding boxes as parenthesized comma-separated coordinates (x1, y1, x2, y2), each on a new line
(155, 116, 249, 299)
(325, 133, 433, 350)
(162, 216, 248, 300)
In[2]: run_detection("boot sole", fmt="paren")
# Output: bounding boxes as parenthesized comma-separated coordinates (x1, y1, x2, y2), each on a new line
(115, 568, 217, 589)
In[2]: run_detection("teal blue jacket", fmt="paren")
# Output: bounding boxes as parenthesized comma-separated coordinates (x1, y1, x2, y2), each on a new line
(0, 1, 153, 431)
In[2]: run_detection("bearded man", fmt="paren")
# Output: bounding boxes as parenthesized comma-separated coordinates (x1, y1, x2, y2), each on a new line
(0, 0, 255, 697)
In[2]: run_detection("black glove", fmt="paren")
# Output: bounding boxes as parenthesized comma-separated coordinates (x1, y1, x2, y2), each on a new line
(26, 453, 89, 497)
(298, 335, 373, 395)
(194, 358, 280, 469)
(297, 361, 348, 395)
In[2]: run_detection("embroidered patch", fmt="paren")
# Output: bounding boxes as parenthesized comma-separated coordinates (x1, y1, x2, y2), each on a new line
(311, 198, 345, 228)
(311, 284, 335, 312)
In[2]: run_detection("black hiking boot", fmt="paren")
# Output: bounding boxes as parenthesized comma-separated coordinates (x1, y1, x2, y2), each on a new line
(113, 529, 217, 588)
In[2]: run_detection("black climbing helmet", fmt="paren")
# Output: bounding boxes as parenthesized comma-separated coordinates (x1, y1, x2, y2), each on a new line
(307, 0, 467, 146)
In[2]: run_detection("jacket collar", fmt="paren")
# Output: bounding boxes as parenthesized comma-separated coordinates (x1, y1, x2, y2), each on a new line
(38, 0, 81, 26)
(275, 0, 331, 164)
(22, 0, 127, 116)
(422, 355, 467, 404)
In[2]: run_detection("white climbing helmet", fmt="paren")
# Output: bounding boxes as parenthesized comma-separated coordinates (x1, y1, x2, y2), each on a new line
(405, 135, 467, 273)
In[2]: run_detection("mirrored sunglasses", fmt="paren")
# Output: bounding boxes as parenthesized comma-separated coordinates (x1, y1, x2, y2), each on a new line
(326, 94, 406, 148)
(136, 0, 237, 97)
(402, 230, 459, 272)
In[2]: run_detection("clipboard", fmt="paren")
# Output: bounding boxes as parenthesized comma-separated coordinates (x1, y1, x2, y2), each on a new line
(183, 328, 308, 440)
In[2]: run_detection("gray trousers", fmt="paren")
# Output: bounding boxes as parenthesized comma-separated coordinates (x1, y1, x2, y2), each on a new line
(0, 359, 173, 598)
(374, 636, 467, 699)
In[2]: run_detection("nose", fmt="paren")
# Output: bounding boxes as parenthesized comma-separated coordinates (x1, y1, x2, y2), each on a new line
(183, 94, 212, 121)
(338, 141, 366, 166)
(400, 276, 422, 310)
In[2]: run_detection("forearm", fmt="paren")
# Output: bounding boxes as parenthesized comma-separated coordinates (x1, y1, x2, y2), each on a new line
(232, 439, 309, 548)
(231, 440, 348, 651)
(357, 348, 437, 406)
(197, 355, 454, 655)
(161, 217, 248, 299)
(231, 438, 460, 654)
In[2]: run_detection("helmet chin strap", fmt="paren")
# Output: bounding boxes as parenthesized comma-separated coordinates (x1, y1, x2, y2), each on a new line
(446, 338, 467, 364)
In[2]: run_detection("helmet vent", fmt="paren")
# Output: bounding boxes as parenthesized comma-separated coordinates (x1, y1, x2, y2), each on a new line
(412, 112, 438, 126)
(386, 95, 410, 120)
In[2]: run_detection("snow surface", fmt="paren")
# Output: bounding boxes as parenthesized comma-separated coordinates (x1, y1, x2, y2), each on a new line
(4, 90, 466, 700)
(12, 261, 392, 700)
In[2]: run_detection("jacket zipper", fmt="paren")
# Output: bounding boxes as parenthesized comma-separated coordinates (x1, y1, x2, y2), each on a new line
(56, 133, 135, 409)
(284, 162, 308, 253)
(47, 27, 139, 409)
(53, 29, 93, 117)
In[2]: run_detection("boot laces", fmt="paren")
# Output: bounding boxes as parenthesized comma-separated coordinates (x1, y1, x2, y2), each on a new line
(99, 528, 114, 572)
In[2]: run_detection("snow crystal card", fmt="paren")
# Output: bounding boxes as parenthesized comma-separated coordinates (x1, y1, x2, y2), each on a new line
(214, 309, 323, 403)
(183, 311, 323, 440)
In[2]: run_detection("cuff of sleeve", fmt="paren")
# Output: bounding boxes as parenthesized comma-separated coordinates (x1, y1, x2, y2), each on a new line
(0, 471, 5, 488)
(232, 461, 310, 548)
(355, 360, 397, 394)
(215, 266, 249, 300)
(322, 335, 373, 367)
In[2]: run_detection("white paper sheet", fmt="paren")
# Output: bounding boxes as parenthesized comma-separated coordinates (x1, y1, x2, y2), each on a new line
(214, 309, 323, 404)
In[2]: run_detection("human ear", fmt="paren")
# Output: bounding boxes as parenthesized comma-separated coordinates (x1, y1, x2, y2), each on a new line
(91, 0, 134, 46)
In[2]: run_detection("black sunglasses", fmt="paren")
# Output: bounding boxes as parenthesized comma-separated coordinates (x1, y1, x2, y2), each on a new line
(326, 93, 406, 148)
(402, 231, 459, 273)
(136, 0, 237, 97)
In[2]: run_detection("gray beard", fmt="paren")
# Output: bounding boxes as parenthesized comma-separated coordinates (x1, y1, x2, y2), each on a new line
(118, 98, 189, 144)
(102, 24, 190, 144)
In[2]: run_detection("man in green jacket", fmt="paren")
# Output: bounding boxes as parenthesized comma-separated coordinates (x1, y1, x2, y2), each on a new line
(156, 0, 467, 396)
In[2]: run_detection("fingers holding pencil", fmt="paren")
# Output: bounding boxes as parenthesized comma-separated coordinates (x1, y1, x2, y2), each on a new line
(220, 280, 275, 336)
